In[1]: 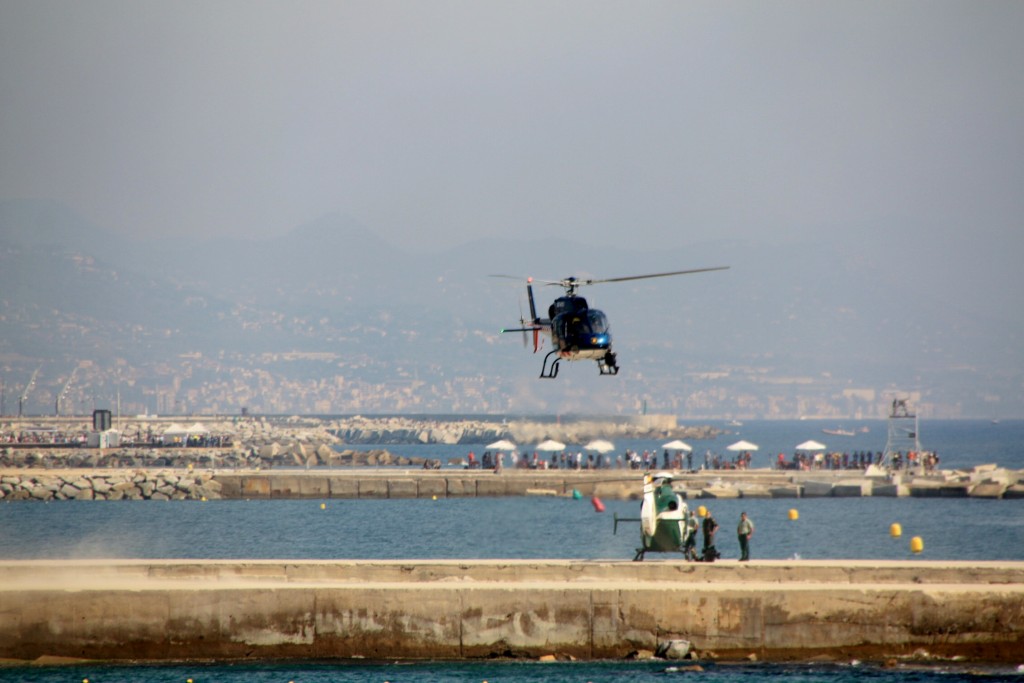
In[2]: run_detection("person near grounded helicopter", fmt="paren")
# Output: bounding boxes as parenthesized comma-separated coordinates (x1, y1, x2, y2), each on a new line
(701, 511, 719, 562)
(683, 517, 699, 561)
(738, 511, 755, 561)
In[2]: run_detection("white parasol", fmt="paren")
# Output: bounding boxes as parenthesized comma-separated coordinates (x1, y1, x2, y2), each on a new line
(726, 440, 759, 451)
(661, 439, 692, 451)
(583, 439, 615, 453)
(795, 439, 827, 451)
(486, 439, 517, 450)
(536, 439, 567, 451)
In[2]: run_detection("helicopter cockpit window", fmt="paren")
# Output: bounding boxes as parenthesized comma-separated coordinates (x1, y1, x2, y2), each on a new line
(587, 310, 609, 334)
(560, 311, 609, 338)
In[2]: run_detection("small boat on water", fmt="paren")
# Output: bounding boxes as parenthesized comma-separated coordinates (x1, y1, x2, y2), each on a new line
(822, 428, 855, 437)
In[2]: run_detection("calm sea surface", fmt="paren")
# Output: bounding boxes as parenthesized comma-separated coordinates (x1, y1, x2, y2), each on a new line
(2, 660, 1023, 683)
(2, 419, 1022, 681)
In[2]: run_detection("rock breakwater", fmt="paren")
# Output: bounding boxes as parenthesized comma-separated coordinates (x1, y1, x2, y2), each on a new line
(0, 471, 223, 501)
(3, 414, 720, 456)
(330, 415, 721, 445)
(0, 445, 437, 475)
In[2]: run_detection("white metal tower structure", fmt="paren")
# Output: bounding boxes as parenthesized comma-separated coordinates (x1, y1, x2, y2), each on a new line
(55, 367, 77, 416)
(18, 366, 41, 417)
(883, 398, 921, 469)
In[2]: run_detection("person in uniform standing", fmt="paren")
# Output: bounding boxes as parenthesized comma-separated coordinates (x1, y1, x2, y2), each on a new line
(701, 510, 719, 561)
(737, 511, 754, 561)
(682, 516, 699, 561)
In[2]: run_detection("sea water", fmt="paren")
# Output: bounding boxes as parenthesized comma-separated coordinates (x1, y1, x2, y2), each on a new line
(1, 658, 1022, 682)
(1, 419, 1022, 681)
(2, 494, 1024, 562)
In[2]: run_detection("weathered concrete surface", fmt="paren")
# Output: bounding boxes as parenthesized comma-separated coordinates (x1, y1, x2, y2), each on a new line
(4, 467, 1023, 502)
(1, 560, 1022, 663)
(5, 467, 1022, 502)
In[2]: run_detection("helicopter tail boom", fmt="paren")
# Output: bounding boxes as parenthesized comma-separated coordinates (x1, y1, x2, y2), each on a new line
(526, 279, 538, 323)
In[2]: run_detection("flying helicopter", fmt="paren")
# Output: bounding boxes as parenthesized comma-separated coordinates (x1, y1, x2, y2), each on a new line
(494, 267, 728, 378)
(613, 472, 695, 561)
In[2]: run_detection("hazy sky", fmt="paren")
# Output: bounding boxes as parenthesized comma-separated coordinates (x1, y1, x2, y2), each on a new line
(1, 1, 1022, 254)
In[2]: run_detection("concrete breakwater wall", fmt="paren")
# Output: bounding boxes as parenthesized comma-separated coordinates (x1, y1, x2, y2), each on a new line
(1, 559, 1022, 663)
(4, 468, 1023, 502)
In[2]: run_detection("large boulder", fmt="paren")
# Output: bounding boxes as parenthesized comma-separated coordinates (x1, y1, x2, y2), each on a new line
(656, 639, 693, 660)
(259, 442, 282, 459)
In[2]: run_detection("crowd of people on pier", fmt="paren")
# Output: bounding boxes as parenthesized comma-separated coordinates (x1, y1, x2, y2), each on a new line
(777, 450, 880, 470)
(1, 428, 88, 445)
(463, 447, 940, 474)
(465, 448, 697, 471)
(777, 449, 939, 472)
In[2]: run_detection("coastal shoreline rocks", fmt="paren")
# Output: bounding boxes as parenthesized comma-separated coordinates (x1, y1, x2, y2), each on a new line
(0, 470, 224, 501)
(329, 414, 721, 445)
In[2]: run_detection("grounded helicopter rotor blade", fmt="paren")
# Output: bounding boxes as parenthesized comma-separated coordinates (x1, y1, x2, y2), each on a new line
(582, 266, 730, 286)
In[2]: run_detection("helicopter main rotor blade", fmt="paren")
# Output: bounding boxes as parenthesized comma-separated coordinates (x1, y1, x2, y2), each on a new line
(581, 266, 729, 286)
(488, 274, 567, 287)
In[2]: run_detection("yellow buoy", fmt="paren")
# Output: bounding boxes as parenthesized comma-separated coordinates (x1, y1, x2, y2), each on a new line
(697, 505, 707, 518)
(432, 495, 438, 500)
(910, 536, 924, 554)
(320, 503, 326, 510)
(890, 523, 902, 538)
(788, 508, 799, 521)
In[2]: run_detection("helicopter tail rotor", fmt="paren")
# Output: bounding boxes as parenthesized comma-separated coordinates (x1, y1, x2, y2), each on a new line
(526, 278, 541, 352)
(517, 300, 528, 348)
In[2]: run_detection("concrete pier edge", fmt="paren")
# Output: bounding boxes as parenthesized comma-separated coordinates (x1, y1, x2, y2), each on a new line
(4, 467, 1024, 501)
(2, 559, 1022, 664)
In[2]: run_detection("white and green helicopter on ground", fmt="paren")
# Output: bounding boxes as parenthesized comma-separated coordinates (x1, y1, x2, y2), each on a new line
(613, 472, 697, 561)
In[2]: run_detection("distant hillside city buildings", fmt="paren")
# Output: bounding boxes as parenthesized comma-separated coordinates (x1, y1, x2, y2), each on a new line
(2, 348, 938, 419)
(1, 208, 1017, 419)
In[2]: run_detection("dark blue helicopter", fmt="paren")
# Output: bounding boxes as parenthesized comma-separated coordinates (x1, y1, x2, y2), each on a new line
(495, 267, 728, 378)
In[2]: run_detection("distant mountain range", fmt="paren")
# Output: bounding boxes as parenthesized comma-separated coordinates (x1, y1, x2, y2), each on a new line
(1, 198, 1020, 418)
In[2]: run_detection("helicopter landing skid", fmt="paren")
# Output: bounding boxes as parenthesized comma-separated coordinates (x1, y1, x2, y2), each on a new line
(539, 350, 561, 379)
(633, 547, 690, 562)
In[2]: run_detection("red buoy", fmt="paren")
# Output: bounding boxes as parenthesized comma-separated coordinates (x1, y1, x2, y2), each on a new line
(591, 496, 605, 512)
